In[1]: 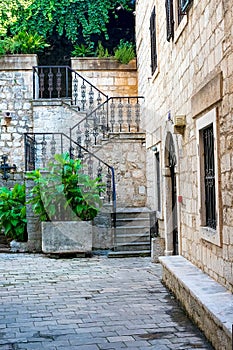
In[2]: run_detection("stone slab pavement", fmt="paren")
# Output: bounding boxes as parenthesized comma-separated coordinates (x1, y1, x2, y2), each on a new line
(0, 254, 214, 350)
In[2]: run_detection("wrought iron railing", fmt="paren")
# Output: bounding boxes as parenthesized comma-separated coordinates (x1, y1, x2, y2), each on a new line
(32, 66, 108, 111)
(24, 133, 116, 217)
(70, 96, 144, 148)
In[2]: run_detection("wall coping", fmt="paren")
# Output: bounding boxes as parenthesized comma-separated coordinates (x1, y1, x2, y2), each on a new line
(71, 57, 137, 71)
(0, 54, 38, 71)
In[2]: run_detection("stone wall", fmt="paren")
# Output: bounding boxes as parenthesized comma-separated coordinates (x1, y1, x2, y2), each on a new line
(71, 58, 138, 97)
(136, 0, 233, 291)
(32, 100, 85, 134)
(0, 55, 37, 172)
(93, 132, 147, 208)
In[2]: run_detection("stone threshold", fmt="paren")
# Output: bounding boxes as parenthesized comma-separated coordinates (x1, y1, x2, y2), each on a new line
(159, 255, 232, 350)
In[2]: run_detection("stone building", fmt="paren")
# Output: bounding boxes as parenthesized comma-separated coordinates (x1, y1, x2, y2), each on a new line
(136, 0, 233, 347)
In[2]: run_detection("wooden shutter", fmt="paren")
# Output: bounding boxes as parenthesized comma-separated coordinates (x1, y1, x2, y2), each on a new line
(150, 7, 157, 75)
(165, 0, 174, 41)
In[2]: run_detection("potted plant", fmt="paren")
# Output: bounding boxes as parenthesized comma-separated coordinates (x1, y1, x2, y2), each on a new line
(26, 153, 105, 254)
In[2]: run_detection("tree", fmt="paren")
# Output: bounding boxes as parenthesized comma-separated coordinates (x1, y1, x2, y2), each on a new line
(1, 0, 135, 48)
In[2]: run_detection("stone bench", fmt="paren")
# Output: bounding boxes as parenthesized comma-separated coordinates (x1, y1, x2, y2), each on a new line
(159, 255, 232, 350)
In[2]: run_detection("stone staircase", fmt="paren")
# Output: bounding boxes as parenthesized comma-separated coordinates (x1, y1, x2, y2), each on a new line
(27, 65, 150, 256)
(108, 207, 154, 258)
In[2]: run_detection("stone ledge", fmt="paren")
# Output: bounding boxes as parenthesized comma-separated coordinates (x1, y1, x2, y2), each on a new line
(159, 255, 232, 350)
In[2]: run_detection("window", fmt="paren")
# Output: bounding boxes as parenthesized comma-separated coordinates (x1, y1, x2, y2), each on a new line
(177, 0, 185, 24)
(202, 125, 216, 229)
(165, 0, 174, 41)
(196, 108, 221, 246)
(150, 6, 157, 75)
(180, 0, 193, 12)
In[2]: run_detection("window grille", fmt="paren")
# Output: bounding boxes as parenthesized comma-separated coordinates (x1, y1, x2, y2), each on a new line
(203, 124, 216, 229)
(150, 6, 157, 75)
(165, 0, 174, 41)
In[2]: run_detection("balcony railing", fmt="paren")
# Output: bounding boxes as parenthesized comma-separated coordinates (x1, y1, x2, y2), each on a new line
(32, 66, 108, 111)
(70, 96, 144, 148)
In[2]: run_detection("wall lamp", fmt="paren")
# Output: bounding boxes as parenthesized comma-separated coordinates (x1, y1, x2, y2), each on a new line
(0, 155, 17, 180)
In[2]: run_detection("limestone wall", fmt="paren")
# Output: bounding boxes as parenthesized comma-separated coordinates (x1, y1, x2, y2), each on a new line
(71, 58, 138, 97)
(136, 0, 233, 291)
(92, 132, 147, 208)
(0, 55, 37, 172)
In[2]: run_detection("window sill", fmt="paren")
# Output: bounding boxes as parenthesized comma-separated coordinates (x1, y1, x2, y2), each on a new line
(200, 226, 221, 247)
(174, 15, 188, 43)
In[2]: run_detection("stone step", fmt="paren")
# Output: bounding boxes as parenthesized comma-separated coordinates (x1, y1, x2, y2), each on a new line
(115, 207, 154, 220)
(108, 249, 151, 258)
(116, 232, 150, 243)
(115, 241, 150, 251)
(115, 225, 150, 235)
(110, 207, 153, 257)
(116, 217, 150, 226)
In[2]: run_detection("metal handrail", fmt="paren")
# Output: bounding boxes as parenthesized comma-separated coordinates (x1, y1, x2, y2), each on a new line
(24, 132, 116, 217)
(32, 65, 108, 106)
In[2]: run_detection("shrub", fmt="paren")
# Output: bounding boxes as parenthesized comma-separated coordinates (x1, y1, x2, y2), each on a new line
(96, 41, 110, 58)
(26, 153, 105, 222)
(0, 31, 49, 55)
(71, 44, 95, 57)
(0, 184, 27, 242)
(114, 39, 135, 64)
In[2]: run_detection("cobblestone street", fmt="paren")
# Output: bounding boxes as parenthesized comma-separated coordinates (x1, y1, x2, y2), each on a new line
(0, 254, 214, 349)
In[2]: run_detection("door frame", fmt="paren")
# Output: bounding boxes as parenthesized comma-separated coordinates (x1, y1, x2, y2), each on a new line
(164, 132, 179, 255)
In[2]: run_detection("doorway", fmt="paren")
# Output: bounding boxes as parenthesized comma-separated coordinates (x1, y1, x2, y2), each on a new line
(168, 133, 178, 255)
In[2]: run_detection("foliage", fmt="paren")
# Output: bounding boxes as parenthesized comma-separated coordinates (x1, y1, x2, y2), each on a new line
(0, 184, 27, 242)
(96, 41, 110, 58)
(71, 44, 95, 57)
(0, 31, 49, 55)
(0, 0, 33, 36)
(114, 39, 135, 64)
(26, 153, 105, 222)
(0, 0, 135, 48)
(0, 42, 6, 56)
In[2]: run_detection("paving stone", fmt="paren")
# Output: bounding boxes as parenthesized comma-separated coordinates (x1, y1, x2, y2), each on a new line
(0, 254, 214, 349)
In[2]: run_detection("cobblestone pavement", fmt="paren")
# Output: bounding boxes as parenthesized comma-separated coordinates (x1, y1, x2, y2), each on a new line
(0, 254, 214, 350)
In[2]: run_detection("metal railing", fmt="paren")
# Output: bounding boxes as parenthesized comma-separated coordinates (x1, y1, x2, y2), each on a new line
(24, 133, 116, 219)
(70, 96, 144, 148)
(32, 66, 108, 111)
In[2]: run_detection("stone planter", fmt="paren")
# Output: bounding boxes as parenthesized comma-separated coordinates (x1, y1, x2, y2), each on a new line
(41, 221, 93, 254)
(0, 54, 38, 70)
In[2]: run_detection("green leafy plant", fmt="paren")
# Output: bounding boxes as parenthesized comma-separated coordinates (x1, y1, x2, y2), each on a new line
(0, 184, 27, 242)
(0, 41, 6, 56)
(1, 31, 49, 54)
(71, 43, 95, 57)
(26, 153, 105, 222)
(0, 0, 135, 47)
(96, 41, 110, 58)
(114, 39, 135, 64)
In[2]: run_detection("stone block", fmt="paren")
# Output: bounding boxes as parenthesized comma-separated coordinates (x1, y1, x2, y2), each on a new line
(151, 237, 165, 263)
(42, 221, 93, 254)
(191, 71, 223, 117)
